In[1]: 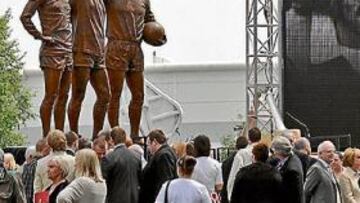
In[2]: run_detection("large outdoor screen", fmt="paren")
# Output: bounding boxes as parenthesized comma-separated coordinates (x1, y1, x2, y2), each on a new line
(282, 0, 360, 146)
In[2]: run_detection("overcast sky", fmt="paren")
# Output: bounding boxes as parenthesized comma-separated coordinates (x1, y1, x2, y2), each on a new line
(1, 0, 246, 70)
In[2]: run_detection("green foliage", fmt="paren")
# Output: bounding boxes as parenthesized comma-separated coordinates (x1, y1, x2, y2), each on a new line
(219, 134, 237, 161)
(221, 134, 236, 150)
(0, 10, 35, 148)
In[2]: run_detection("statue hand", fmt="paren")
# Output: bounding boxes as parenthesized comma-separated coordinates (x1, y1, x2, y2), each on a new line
(152, 35, 167, 46)
(40, 35, 55, 44)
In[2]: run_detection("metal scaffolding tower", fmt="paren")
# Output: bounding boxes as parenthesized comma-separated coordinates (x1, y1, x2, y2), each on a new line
(246, 0, 282, 133)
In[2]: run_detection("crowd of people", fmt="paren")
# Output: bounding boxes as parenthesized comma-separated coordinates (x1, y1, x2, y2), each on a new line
(222, 128, 360, 203)
(0, 127, 359, 203)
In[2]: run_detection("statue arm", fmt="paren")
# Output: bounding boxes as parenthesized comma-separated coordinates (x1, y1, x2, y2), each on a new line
(144, 0, 155, 23)
(20, 0, 44, 40)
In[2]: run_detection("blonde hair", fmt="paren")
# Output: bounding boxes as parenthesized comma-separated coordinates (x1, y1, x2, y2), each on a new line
(50, 156, 71, 178)
(75, 149, 104, 182)
(343, 147, 360, 167)
(4, 153, 17, 170)
(47, 130, 67, 151)
(172, 142, 187, 158)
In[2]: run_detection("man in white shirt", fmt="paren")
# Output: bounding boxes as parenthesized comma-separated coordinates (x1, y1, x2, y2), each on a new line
(227, 127, 261, 200)
(191, 135, 223, 194)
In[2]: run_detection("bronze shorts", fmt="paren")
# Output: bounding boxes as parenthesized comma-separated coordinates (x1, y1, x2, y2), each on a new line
(73, 52, 105, 69)
(40, 53, 72, 71)
(106, 40, 144, 72)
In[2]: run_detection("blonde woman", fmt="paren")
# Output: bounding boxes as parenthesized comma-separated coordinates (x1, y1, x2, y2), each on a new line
(172, 142, 187, 158)
(339, 148, 360, 203)
(4, 153, 19, 175)
(57, 149, 107, 203)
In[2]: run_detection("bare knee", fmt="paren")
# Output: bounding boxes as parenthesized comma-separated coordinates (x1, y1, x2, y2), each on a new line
(57, 92, 70, 106)
(109, 94, 120, 108)
(42, 92, 58, 107)
(69, 92, 86, 108)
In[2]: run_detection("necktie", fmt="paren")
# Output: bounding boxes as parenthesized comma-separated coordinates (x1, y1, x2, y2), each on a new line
(328, 167, 337, 184)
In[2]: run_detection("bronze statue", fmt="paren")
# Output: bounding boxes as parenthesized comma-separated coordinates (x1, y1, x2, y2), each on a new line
(105, 0, 166, 141)
(68, 0, 110, 140)
(20, 0, 72, 137)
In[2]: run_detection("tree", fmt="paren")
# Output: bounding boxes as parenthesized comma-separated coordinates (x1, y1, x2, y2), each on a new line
(0, 10, 35, 148)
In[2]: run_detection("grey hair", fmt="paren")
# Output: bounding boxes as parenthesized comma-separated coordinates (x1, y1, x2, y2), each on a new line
(271, 136, 293, 156)
(25, 146, 36, 160)
(317, 140, 336, 154)
(51, 156, 71, 178)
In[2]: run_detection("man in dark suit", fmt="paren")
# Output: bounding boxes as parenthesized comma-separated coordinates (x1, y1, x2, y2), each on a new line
(293, 137, 317, 180)
(304, 140, 341, 203)
(101, 127, 142, 203)
(271, 136, 304, 203)
(221, 136, 248, 203)
(139, 129, 177, 203)
(230, 143, 283, 203)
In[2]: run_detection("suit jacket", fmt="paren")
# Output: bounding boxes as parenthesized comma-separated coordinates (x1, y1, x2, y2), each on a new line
(227, 145, 253, 200)
(293, 150, 317, 181)
(139, 144, 177, 203)
(279, 153, 305, 203)
(230, 162, 284, 203)
(339, 167, 360, 203)
(304, 159, 341, 203)
(101, 144, 142, 203)
(220, 152, 236, 203)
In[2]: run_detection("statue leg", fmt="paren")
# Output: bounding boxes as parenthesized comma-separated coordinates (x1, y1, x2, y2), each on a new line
(90, 69, 110, 140)
(126, 71, 144, 140)
(40, 68, 63, 137)
(67, 67, 90, 135)
(54, 67, 71, 131)
(107, 69, 126, 128)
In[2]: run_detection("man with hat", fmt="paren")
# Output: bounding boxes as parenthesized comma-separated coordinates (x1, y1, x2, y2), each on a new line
(271, 136, 304, 203)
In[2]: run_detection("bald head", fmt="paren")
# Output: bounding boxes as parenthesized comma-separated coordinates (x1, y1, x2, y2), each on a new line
(294, 137, 311, 155)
